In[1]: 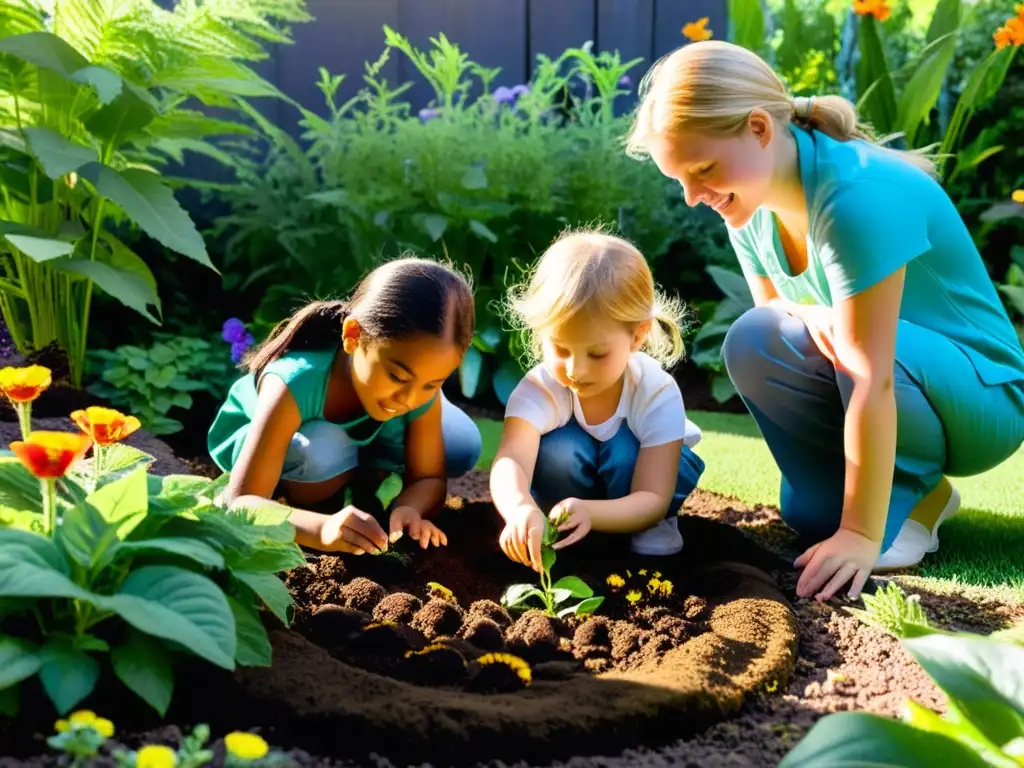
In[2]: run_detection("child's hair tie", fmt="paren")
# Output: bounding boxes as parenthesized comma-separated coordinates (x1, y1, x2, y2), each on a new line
(792, 96, 815, 120)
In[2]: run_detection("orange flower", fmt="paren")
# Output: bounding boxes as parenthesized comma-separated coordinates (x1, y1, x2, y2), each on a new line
(682, 17, 713, 42)
(0, 365, 51, 403)
(854, 0, 891, 21)
(1013, 190, 1024, 204)
(10, 431, 92, 479)
(71, 406, 141, 446)
(995, 7, 1024, 49)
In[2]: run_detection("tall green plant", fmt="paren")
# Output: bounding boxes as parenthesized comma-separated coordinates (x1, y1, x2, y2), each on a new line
(0, 0, 309, 386)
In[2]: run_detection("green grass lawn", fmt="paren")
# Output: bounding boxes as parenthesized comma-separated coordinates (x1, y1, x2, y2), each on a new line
(474, 411, 1024, 601)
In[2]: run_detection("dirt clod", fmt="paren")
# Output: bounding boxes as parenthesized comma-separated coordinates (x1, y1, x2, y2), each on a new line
(306, 604, 369, 646)
(339, 577, 387, 613)
(459, 617, 506, 652)
(411, 598, 465, 640)
(467, 599, 512, 628)
(373, 592, 422, 624)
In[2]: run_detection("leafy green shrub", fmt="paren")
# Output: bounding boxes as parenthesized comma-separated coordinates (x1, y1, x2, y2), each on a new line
(86, 334, 238, 435)
(780, 582, 1024, 767)
(0, 0, 309, 385)
(0, 440, 301, 718)
(212, 30, 708, 402)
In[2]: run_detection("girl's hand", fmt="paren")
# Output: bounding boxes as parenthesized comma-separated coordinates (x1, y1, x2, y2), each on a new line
(549, 497, 591, 550)
(499, 505, 546, 572)
(794, 527, 881, 601)
(319, 506, 389, 555)
(389, 506, 448, 549)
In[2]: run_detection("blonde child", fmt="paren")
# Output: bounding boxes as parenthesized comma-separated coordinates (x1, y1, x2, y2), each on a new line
(490, 231, 704, 571)
(208, 257, 482, 555)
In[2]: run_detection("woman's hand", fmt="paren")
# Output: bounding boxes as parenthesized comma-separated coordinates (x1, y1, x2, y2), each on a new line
(794, 527, 881, 601)
(499, 505, 546, 571)
(389, 506, 447, 549)
(319, 506, 389, 555)
(549, 497, 592, 550)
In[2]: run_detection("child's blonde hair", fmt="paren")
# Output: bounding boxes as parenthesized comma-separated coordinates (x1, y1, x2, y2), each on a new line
(625, 40, 937, 177)
(507, 228, 688, 368)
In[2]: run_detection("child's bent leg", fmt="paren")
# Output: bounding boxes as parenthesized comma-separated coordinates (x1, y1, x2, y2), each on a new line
(530, 419, 601, 512)
(279, 419, 359, 506)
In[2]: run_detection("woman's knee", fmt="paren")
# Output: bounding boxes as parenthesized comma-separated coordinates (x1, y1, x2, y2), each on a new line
(441, 395, 483, 477)
(721, 306, 787, 393)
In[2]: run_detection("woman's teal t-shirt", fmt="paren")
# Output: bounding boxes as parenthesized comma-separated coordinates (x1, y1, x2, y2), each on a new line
(727, 125, 1024, 386)
(207, 349, 435, 472)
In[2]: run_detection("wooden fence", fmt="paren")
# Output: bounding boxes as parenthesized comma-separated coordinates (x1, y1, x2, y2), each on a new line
(252, 0, 730, 133)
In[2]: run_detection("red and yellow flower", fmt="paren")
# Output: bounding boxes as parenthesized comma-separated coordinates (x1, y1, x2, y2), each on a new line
(71, 406, 141, 446)
(853, 0, 891, 22)
(682, 17, 713, 42)
(10, 431, 92, 479)
(0, 365, 51, 403)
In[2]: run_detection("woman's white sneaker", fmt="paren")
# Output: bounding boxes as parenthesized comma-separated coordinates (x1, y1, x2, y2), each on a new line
(631, 516, 684, 556)
(875, 486, 961, 571)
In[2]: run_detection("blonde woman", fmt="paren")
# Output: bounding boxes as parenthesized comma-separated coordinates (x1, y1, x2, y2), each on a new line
(626, 40, 1024, 601)
(489, 230, 704, 572)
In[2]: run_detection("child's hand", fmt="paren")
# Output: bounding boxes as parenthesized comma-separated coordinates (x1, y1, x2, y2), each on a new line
(389, 506, 448, 549)
(794, 527, 880, 601)
(549, 497, 591, 550)
(319, 505, 389, 555)
(499, 505, 546, 572)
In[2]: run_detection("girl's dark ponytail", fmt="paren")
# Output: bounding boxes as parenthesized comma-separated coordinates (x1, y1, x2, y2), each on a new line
(245, 300, 348, 382)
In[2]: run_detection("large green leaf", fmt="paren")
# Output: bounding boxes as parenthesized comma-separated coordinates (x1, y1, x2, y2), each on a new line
(551, 576, 594, 599)
(227, 544, 304, 574)
(707, 265, 754, 305)
(459, 346, 483, 399)
(77, 163, 214, 270)
(85, 467, 149, 533)
(154, 57, 285, 101)
(0, 637, 41, 690)
(925, 0, 961, 44)
(778, 711, 990, 767)
(856, 15, 898, 135)
(0, 456, 43, 512)
(229, 596, 272, 667)
(492, 361, 521, 405)
(84, 81, 159, 144)
(100, 566, 235, 670)
(904, 634, 1024, 747)
(0, 555, 93, 601)
(233, 571, 291, 626)
(69, 443, 155, 492)
(0, 683, 19, 717)
(727, 0, 766, 53)
(897, 32, 957, 147)
(38, 636, 100, 715)
(23, 127, 97, 178)
(0, 527, 69, 574)
(57, 500, 116, 570)
(0, 32, 121, 103)
(51, 247, 161, 323)
(145, 110, 254, 140)
(112, 538, 225, 570)
(0, 220, 75, 262)
(111, 628, 173, 716)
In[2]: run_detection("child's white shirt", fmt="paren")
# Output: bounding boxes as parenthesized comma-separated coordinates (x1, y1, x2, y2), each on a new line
(504, 352, 702, 449)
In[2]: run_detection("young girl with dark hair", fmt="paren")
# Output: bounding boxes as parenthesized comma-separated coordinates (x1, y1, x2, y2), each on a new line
(208, 257, 482, 555)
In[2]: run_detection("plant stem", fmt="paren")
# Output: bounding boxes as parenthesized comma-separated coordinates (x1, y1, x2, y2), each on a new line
(93, 443, 104, 489)
(15, 402, 31, 440)
(42, 477, 57, 536)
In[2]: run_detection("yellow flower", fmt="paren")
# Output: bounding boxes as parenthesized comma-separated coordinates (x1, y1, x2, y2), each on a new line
(1013, 190, 1024, 204)
(68, 710, 97, 727)
(224, 732, 269, 761)
(638, 569, 648, 576)
(136, 744, 177, 768)
(10, 430, 93, 479)
(427, 581, 455, 603)
(647, 577, 662, 593)
(682, 17, 713, 41)
(477, 652, 532, 684)
(70, 406, 141, 446)
(995, 15, 1024, 48)
(626, 590, 642, 604)
(404, 642, 451, 658)
(853, 0, 891, 21)
(54, 719, 69, 733)
(654, 571, 662, 579)
(606, 574, 625, 588)
(659, 580, 674, 598)
(0, 365, 51, 403)
(94, 717, 114, 738)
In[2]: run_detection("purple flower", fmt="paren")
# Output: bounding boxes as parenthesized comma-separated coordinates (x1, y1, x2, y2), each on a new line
(493, 86, 515, 105)
(419, 108, 440, 122)
(230, 332, 254, 364)
(222, 317, 248, 344)
(619, 75, 632, 88)
(510, 84, 530, 100)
